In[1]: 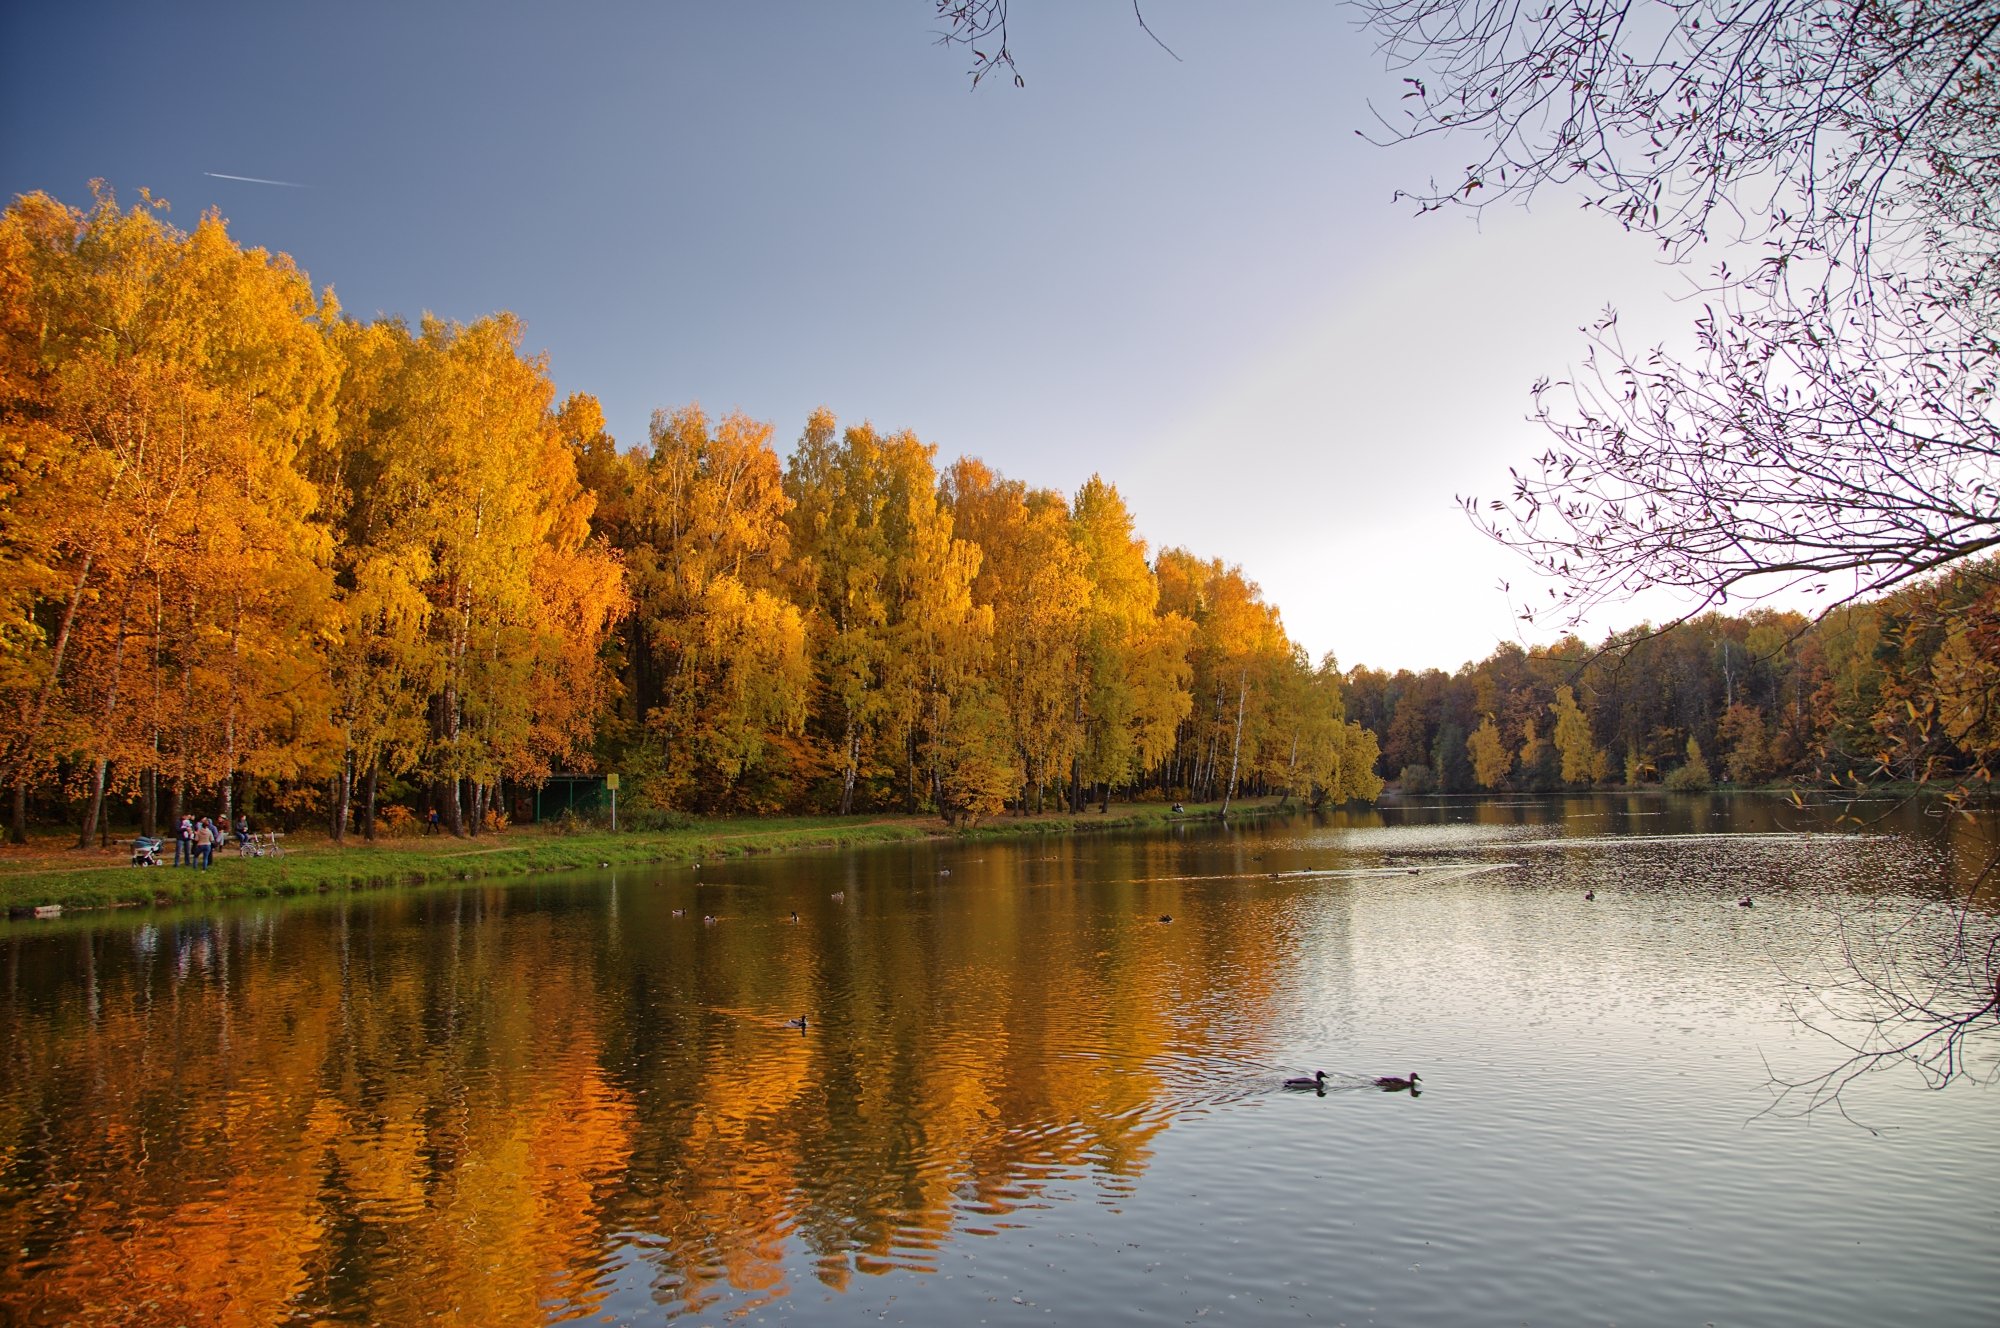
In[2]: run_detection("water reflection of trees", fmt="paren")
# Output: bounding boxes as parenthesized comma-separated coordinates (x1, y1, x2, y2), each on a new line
(0, 839, 1285, 1324)
(1766, 805, 2000, 1123)
(2, 902, 641, 1325)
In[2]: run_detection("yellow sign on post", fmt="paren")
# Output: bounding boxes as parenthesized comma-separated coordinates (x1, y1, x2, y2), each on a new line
(605, 772, 619, 831)
(604, 773, 619, 790)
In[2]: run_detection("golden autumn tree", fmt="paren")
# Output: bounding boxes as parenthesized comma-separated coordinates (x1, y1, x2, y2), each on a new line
(1160, 548, 1296, 808)
(786, 410, 889, 813)
(0, 187, 339, 843)
(1716, 702, 1772, 785)
(318, 318, 440, 837)
(1549, 685, 1604, 786)
(884, 448, 994, 817)
(1067, 476, 1190, 812)
(0, 191, 93, 840)
(1261, 647, 1327, 804)
(613, 404, 808, 810)
(323, 314, 625, 835)
(945, 460, 1094, 813)
(787, 414, 975, 813)
(1467, 715, 1512, 790)
(1518, 715, 1547, 785)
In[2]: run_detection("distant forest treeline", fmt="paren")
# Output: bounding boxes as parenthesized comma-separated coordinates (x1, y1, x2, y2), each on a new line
(1348, 570, 2000, 794)
(0, 191, 1382, 841)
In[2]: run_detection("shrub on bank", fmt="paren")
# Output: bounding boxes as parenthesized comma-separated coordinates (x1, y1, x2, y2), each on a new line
(1664, 738, 1713, 792)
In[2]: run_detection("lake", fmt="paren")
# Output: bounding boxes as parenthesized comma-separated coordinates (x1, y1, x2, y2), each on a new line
(3, 794, 1996, 1325)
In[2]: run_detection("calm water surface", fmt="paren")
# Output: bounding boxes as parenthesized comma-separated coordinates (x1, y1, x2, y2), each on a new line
(4, 794, 1997, 1325)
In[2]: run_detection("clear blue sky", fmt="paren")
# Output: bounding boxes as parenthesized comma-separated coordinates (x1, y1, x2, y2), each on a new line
(1, 1, 1708, 672)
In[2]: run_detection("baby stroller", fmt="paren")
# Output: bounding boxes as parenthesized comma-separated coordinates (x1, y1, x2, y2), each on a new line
(131, 835, 164, 867)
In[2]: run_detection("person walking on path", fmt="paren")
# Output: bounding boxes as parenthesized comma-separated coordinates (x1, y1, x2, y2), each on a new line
(425, 807, 440, 835)
(176, 815, 194, 867)
(193, 818, 214, 870)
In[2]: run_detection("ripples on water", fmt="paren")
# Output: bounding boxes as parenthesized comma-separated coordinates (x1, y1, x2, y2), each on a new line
(2, 794, 1996, 1325)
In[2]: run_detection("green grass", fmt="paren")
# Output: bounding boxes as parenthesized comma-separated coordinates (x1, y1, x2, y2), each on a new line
(0, 799, 1284, 915)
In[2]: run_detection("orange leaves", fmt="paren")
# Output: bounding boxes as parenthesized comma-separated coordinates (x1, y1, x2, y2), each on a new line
(0, 189, 342, 826)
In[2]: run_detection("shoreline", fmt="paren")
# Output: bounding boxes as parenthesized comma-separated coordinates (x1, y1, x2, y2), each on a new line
(0, 799, 1287, 917)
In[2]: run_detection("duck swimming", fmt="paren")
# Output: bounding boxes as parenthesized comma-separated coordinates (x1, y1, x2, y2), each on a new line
(1374, 1073, 1421, 1091)
(1739, 896, 1754, 907)
(1158, 914, 1173, 924)
(787, 1016, 807, 1031)
(1584, 889, 1595, 901)
(1283, 1070, 1328, 1091)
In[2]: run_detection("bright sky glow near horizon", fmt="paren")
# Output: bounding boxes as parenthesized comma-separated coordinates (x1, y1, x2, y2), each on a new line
(1, 1, 1736, 674)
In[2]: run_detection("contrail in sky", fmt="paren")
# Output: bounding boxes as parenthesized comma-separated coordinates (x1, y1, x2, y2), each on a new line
(203, 171, 308, 188)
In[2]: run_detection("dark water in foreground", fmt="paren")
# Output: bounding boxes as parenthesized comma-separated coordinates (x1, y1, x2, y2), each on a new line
(3, 794, 1997, 1326)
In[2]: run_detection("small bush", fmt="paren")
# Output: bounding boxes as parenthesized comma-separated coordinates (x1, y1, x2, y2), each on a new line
(375, 805, 419, 838)
(1397, 764, 1437, 795)
(1664, 737, 1713, 791)
(546, 809, 599, 835)
(1663, 763, 1711, 791)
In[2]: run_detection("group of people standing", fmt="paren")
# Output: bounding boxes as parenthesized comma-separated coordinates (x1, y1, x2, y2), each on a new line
(174, 813, 247, 868)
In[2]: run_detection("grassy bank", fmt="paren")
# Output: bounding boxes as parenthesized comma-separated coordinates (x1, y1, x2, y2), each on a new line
(0, 798, 1283, 915)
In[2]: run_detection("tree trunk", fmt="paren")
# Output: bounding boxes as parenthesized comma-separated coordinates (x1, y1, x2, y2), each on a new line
(76, 608, 129, 849)
(839, 723, 860, 816)
(335, 752, 354, 842)
(220, 727, 235, 827)
(439, 683, 466, 836)
(79, 759, 109, 849)
(220, 613, 242, 828)
(1220, 671, 1248, 816)
(9, 782, 25, 845)
(362, 763, 379, 841)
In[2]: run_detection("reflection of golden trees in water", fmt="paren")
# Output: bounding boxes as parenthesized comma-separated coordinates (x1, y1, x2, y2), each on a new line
(1, 839, 1287, 1324)
(3, 902, 638, 1326)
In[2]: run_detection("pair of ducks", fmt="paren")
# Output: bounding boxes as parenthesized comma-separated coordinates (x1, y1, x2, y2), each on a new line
(1584, 889, 1754, 907)
(1284, 1070, 1422, 1093)
(672, 908, 812, 920)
